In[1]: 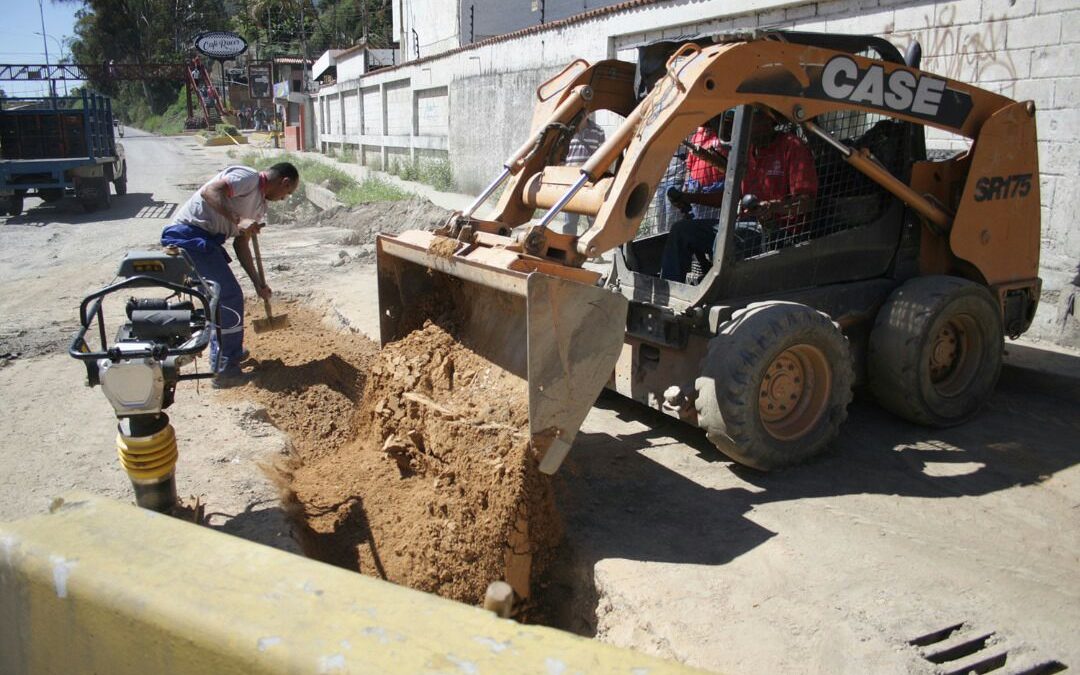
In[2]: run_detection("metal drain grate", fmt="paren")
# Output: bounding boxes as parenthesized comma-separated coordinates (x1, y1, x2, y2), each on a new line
(134, 203, 178, 219)
(909, 623, 1067, 675)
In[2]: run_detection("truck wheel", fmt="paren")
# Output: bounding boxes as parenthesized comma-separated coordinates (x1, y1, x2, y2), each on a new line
(114, 176, 127, 196)
(40, 189, 63, 203)
(868, 276, 1003, 427)
(81, 178, 110, 212)
(695, 302, 854, 470)
(98, 180, 111, 209)
(5, 195, 23, 216)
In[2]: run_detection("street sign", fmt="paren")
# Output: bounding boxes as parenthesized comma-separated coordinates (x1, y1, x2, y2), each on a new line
(194, 32, 248, 60)
(248, 63, 272, 99)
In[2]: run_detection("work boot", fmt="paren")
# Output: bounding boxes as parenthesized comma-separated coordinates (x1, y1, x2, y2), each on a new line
(212, 368, 251, 389)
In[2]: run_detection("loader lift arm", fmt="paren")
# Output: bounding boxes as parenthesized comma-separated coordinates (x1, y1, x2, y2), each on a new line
(377, 31, 1040, 477)
(448, 32, 1036, 294)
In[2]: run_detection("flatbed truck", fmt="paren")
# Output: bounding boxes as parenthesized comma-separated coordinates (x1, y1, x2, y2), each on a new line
(0, 91, 126, 216)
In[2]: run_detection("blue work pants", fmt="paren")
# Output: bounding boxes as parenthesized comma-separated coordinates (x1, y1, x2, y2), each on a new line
(161, 226, 245, 374)
(659, 218, 765, 282)
(660, 218, 718, 281)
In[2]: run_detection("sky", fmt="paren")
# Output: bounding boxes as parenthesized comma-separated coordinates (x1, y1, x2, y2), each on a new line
(0, 0, 84, 97)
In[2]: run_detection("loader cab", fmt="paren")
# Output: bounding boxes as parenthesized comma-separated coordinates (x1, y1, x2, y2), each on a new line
(611, 32, 927, 321)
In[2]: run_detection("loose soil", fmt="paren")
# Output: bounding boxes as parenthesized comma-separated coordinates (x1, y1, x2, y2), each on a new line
(286, 197, 451, 260)
(224, 300, 560, 607)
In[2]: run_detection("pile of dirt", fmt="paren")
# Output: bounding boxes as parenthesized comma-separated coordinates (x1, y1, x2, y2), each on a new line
(294, 197, 451, 257)
(227, 300, 560, 606)
(265, 190, 320, 226)
(228, 309, 377, 453)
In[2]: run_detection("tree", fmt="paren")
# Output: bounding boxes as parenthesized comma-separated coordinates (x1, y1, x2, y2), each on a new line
(54, 0, 392, 121)
(61, 0, 229, 114)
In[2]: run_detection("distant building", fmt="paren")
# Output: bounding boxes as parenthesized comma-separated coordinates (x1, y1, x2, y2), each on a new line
(313, 44, 397, 86)
(271, 56, 315, 151)
(392, 0, 628, 63)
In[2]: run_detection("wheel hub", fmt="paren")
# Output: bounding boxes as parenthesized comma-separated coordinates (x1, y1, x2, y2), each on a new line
(761, 354, 805, 420)
(758, 345, 831, 441)
(930, 324, 960, 380)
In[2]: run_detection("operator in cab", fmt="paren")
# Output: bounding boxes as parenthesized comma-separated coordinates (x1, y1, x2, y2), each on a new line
(660, 106, 818, 282)
(160, 162, 299, 387)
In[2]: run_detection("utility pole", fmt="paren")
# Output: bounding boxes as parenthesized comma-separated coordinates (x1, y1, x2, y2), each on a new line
(299, 0, 310, 92)
(37, 0, 56, 98)
(361, 0, 368, 44)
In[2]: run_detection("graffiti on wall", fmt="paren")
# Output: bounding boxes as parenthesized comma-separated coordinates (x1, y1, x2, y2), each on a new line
(895, 5, 1017, 97)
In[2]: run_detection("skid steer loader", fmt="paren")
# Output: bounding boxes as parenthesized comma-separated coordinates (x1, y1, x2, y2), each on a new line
(376, 30, 1040, 472)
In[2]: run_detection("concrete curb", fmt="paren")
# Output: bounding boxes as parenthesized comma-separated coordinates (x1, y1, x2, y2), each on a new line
(303, 183, 343, 210)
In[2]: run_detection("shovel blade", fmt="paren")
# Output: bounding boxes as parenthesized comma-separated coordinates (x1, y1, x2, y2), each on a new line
(252, 314, 289, 333)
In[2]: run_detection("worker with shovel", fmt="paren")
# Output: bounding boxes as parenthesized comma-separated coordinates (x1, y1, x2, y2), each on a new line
(161, 162, 299, 387)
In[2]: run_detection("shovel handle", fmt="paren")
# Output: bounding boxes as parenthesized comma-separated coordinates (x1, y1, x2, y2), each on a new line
(250, 231, 274, 319)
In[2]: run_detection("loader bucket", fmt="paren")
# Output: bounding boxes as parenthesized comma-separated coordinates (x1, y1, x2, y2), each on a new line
(376, 231, 628, 474)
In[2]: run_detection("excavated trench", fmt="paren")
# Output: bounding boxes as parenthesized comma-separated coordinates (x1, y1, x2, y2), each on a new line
(223, 299, 588, 621)
(211, 198, 602, 625)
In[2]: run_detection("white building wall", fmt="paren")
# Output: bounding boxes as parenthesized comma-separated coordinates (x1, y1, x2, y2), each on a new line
(342, 90, 360, 134)
(314, 0, 1080, 347)
(361, 85, 381, 135)
(397, 0, 461, 63)
(384, 80, 413, 136)
(338, 52, 366, 81)
(326, 92, 341, 135)
(415, 86, 449, 136)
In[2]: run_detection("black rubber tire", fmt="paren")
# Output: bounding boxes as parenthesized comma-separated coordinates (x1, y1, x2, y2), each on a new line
(868, 275, 1003, 427)
(40, 189, 63, 203)
(6, 195, 23, 216)
(114, 176, 127, 196)
(695, 301, 855, 470)
(79, 177, 109, 212)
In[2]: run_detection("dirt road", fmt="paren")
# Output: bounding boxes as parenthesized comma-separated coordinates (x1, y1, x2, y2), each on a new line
(1, 131, 1076, 674)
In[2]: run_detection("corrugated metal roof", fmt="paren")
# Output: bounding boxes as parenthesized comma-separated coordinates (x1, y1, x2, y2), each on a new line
(273, 56, 315, 65)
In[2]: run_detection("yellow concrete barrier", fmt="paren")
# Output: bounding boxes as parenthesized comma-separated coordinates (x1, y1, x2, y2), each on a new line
(0, 492, 705, 674)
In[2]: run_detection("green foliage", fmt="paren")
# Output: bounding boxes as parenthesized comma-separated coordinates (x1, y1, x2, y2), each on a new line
(231, 0, 395, 62)
(60, 0, 393, 133)
(137, 89, 189, 135)
(337, 146, 358, 164)
(239, 152, 407, 206)
(64, 0, 228, 118)
(338, 177, 409, 205)
(388, 157, 456, 192)
(388, 158, 418, 182)
(422, 159, 456, 192)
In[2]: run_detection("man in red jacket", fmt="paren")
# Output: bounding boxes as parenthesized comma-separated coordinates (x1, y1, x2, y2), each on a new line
(661, 107, 818, 282)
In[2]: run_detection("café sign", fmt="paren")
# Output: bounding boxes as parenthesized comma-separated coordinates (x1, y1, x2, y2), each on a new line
(194, 31, 248, 60)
